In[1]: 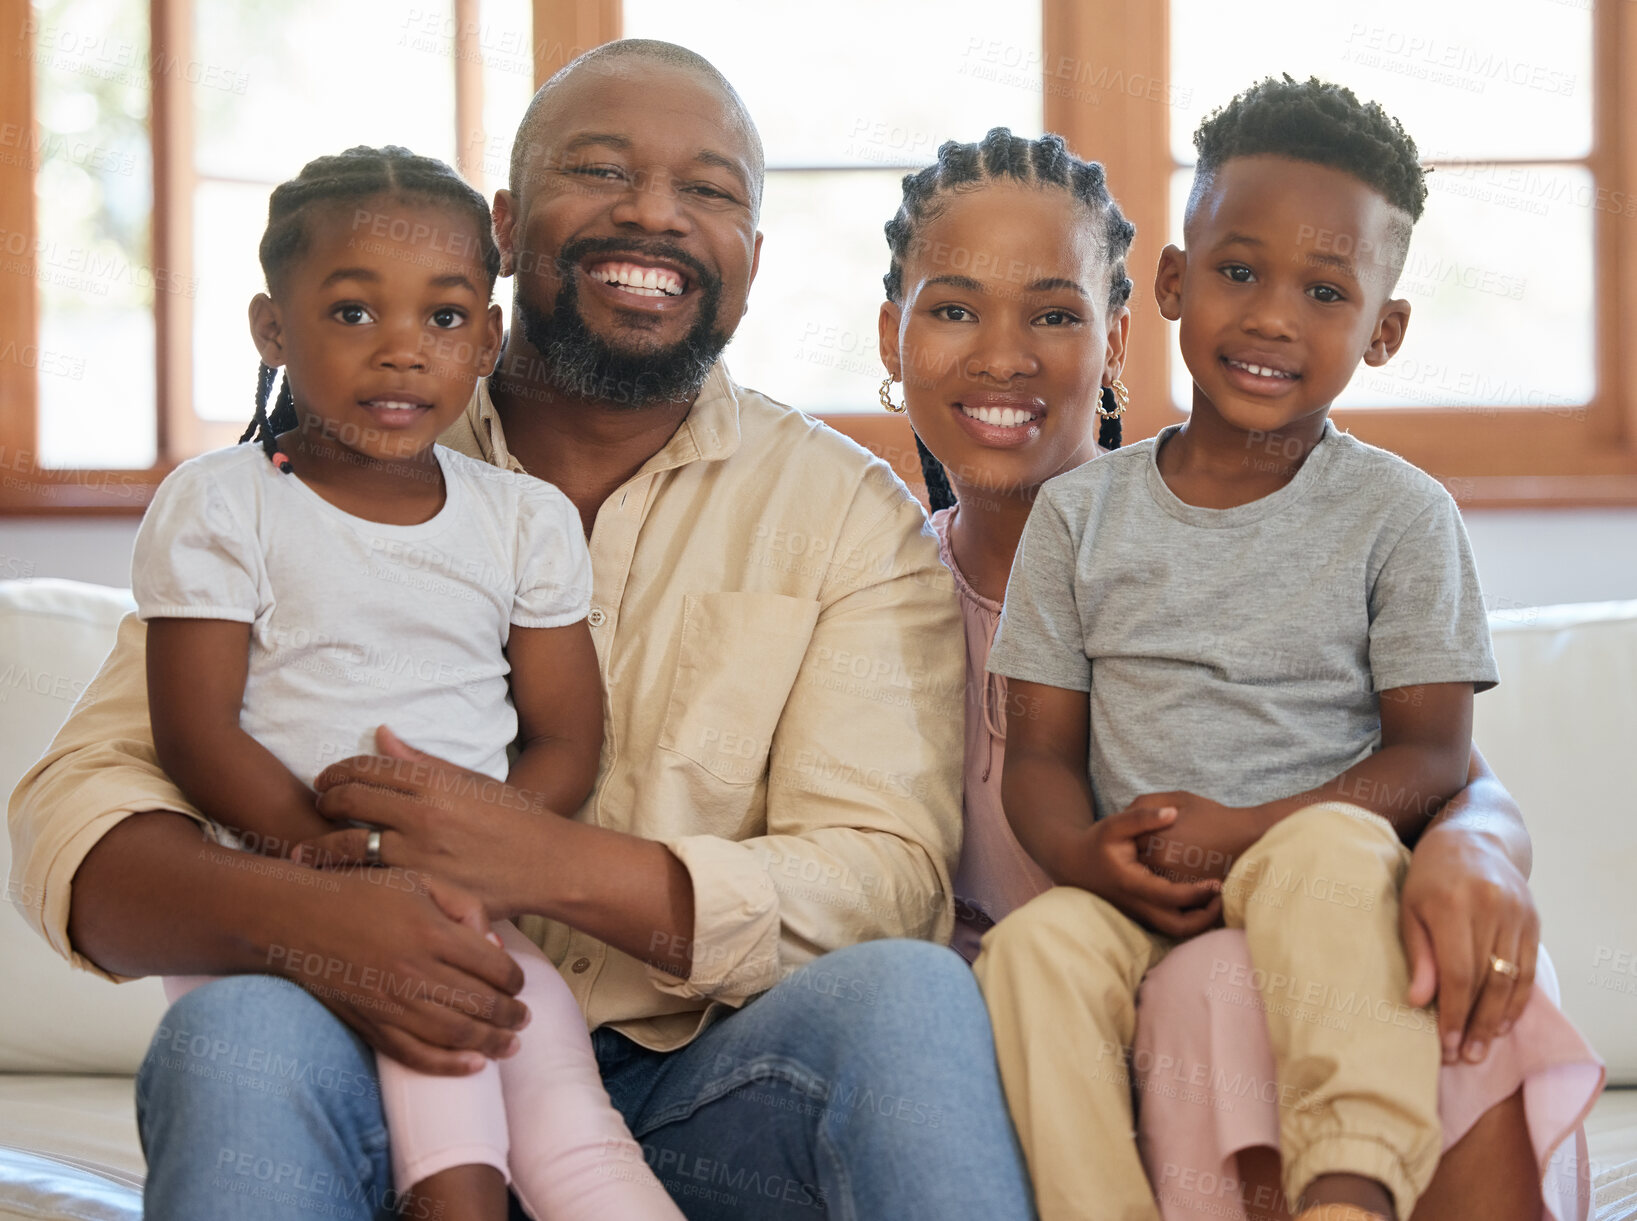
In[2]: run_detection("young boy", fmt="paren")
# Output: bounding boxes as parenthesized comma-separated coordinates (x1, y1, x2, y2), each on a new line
(975, 77, 1498, 1221)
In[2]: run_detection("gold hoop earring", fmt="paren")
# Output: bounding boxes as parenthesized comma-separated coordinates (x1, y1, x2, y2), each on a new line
(1097, 378, 1130, 419)
(879, 377, 906, 414)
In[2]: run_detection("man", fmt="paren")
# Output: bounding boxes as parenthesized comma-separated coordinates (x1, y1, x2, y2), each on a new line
(8, 39, 1033, 1220)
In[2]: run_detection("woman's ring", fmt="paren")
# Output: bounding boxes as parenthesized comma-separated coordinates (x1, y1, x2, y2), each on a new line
(1489, 954, 1521, 979)
(365, 829, 382, 866)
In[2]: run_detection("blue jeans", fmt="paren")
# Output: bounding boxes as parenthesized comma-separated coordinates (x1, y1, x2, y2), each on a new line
(136, 939, 1034, 1220)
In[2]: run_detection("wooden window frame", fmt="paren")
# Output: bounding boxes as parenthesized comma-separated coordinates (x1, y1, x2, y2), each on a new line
(0, 0, 514, 514)
(842, 0, 1637, 507)
(7, 0, 1631, 513)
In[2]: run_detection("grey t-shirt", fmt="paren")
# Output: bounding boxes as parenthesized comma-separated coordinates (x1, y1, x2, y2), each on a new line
(988, 422, 1498, 820)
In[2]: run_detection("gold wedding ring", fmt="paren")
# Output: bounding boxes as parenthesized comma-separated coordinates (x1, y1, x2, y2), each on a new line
(1489, 954, 1521, 979)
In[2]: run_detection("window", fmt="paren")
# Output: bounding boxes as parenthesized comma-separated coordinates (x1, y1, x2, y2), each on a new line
(1, 0, 534, 508)
(1168, 0, 1594, 418)
(1040, 0, 1637, 505)
(620, 0, 1043, 417)
(5, 0, 1633, 510)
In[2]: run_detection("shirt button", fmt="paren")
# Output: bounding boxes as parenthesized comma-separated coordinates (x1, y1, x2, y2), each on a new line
(587, 608, 606, 627)
(571, 957, 591, 974)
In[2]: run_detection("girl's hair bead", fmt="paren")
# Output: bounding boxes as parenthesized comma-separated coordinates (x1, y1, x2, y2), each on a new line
(270, 451, 293, 474)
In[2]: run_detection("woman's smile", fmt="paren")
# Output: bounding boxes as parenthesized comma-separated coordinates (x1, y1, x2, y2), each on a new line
(952, 393, 1047, 448)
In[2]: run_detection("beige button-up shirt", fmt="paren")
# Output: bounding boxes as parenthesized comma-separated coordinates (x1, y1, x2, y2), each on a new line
(8, 364, 965, 1051)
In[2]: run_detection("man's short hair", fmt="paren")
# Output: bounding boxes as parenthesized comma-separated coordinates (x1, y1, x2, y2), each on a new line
(508, 39, 766, 216)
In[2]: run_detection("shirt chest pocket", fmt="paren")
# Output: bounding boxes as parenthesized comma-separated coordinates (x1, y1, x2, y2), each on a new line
(659, 592, 822, 784)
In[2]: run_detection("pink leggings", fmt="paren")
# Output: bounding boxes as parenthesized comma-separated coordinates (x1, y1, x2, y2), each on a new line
(165, 921, 682, 1220)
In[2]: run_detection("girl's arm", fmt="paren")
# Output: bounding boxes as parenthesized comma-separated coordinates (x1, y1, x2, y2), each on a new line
(147, 618, 332, 856)
(503, 620, 604, 816)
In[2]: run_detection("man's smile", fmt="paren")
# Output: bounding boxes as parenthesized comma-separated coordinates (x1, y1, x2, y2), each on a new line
(587, 260, 687, 298)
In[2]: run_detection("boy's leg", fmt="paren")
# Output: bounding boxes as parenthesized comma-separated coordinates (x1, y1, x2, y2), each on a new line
(137, 975, 395, 1221)
(595, 939, 1033, 1221)
(973, 885, 1169, 1221)
(1222, 803, 1441, 1220)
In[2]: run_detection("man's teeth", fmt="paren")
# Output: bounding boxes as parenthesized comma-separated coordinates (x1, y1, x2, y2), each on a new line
(1227, 359, 1297, 379)
(960, 404, 1036, 427)
(589, 263, 684, 297)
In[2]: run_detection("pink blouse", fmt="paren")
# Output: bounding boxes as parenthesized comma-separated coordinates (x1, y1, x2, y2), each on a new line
(933, 507, 1053, 962)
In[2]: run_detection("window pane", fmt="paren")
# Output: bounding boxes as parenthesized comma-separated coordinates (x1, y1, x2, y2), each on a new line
(1166, 165, 1595, 411)
(1169, 0, 1591, 163)
(474, 0, 536, 201)
(30, 0, 156, 468)
(622, 0, 1043, 167)
(193, 1, 457, 183)
(621, 3, 1045, 412)
(719, 169, 905, 414)
(188, 2, 488, 444)
(192, 180, 271, 425)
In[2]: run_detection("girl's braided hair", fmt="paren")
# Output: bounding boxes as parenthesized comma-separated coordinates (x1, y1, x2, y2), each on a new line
(882, 128, 1136, 512)
(241, 145, 500, 470)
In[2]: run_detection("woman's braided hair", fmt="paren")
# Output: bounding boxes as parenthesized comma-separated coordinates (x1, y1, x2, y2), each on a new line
(241, 145, 501, 470)
(882, 128, 1136, 512)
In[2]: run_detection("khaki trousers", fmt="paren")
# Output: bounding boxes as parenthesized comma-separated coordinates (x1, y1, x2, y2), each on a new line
(973, 803, 1440, 1221)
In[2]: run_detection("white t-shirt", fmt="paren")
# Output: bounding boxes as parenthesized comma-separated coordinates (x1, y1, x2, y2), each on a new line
(132, 442, 591, 785)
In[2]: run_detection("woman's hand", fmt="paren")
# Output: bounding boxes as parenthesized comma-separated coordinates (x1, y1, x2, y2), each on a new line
(1065, 805, 1224, 938)
(296, 726, 550, 919)
(266, 864, 530, 1075)
(1400, 820, 1539, 1064)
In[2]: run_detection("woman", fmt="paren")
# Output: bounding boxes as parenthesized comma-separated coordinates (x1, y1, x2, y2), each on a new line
(876, 125, 1602, 1219)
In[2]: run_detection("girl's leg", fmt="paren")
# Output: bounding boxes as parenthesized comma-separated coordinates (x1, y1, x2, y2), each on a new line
(167, 973, 509, 1216)
(492, 921, 683, 1221)
(376, 953, 513, 1221)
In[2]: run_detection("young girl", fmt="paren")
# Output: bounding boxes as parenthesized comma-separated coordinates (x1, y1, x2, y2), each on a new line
(876, 126, 1600, 1221)
(133, 146, 682, 1221)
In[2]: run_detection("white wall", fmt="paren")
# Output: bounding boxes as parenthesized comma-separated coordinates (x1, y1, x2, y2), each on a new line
(5, 508, 1637, 609)
(1462, 510, 1637, 611)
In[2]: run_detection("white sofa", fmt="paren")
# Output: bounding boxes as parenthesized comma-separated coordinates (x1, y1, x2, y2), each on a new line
(3, 577, 1636, 1219)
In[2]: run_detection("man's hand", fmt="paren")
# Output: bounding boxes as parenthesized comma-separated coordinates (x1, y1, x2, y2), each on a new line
(264, 864, 530, 1075)
(297, 727, 549, 918)
(1064, 806, 1224, 939)
(1400, 820, 1539, 1064)
(1128, 790, 1265, 885)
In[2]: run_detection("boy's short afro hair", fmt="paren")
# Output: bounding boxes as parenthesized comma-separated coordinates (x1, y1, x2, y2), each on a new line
(1190, 75, 1427, 221)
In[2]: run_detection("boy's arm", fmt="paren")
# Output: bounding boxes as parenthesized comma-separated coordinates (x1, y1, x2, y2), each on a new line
(1005, 679, 1221, 937)
(1249, 681, 1474, 839)
(502, 620, 604, 815)
(1133, 682, 1475, 882)
(147, 618, 330, 855)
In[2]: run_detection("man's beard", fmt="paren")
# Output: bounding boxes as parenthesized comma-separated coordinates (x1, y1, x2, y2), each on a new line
(516, 237, 731, 408)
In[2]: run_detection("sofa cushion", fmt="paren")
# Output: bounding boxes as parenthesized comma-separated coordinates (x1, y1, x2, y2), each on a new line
(1476, 601, 1637, 1086)
(0, 1075, 142, 1220)
(1, 580, 170, 1074)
